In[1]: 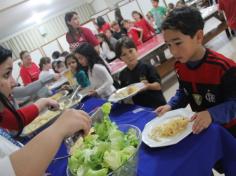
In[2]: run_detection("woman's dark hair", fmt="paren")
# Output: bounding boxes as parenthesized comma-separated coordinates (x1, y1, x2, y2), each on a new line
(96, 16, 106, 29)
(65, 54, 81, 71)
(114, 8, 124, 26)
(74, 43, 110, 74)
(19, 50, 28, 60)
(97, 33, 115, 52)
(65, 11, 82, 42)
(52, 51, 61, 59)
(61, 51, 70, 58)
(115, 37, 137, 58)
(0, 46, 24, 137)
(161, 6, 204, 38)
(39, 57, 51, 71)
(132, 11, 143, 19)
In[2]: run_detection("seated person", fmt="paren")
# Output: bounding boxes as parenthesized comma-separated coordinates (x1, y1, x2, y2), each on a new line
(155, 7, 236, 137)
(65, 54, 90, 88)
(74, 43, 116, 99)
(116, 37, 166, 108)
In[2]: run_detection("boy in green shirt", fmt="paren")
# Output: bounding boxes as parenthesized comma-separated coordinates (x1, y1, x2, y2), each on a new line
(150, 0, 167, 33)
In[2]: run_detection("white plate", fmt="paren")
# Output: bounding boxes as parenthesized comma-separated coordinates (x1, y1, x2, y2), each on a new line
(142, 108, 194, 148)
(49, 77, 68, 90)
(108, 83, 145, 102)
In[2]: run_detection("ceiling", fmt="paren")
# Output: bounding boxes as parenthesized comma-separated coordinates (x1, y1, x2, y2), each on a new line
(0, 0, 93, 40)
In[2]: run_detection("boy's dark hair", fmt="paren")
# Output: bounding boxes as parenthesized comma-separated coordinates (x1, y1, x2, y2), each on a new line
(152, 0, 159, 2)
(161, 6, 204, 38)
(115, 37, 137, 58)
(39, 57, 51, 70)
(61, 51, 70, 58)
(52, 51, 61, 59)
(19, 50, 28, 60)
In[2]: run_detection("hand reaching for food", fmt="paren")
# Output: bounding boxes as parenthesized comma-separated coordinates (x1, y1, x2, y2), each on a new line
(155, 104, 172, 116)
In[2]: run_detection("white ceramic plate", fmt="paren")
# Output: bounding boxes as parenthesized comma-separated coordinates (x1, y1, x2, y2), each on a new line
(108, 83, 145, 102)
(142, 108, 194, 148)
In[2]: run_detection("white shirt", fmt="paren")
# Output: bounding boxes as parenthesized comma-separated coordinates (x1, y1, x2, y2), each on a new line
(89, 64, 116, 98)
(99, 42, 116, 61)
(0, 136, 19, 176)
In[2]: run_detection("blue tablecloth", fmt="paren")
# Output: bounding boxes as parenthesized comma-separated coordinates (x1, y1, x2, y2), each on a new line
(47, 97, 236, 176)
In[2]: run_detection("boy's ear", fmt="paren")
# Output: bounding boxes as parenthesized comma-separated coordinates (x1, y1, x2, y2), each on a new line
(195, 30, 204, 44)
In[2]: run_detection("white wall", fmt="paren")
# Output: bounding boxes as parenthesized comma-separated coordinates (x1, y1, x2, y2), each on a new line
(91, 0, 109, 13)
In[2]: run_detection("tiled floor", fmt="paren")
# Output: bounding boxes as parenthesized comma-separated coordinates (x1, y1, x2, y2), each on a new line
(162, 31, 236, 176)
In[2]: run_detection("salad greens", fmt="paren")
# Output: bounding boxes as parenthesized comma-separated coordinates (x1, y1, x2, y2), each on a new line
(68, 102, 139, 176)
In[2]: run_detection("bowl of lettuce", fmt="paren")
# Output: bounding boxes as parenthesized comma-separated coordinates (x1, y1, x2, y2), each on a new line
(67, 103, 141, 176)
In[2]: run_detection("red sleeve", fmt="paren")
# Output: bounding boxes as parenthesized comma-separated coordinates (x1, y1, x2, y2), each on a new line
(218, 0, 224, 10)
(82, 27, 100, 47)
(0, 104, 39, 131)
(20, 68, 32, 86)
(144, 19, 155, 33)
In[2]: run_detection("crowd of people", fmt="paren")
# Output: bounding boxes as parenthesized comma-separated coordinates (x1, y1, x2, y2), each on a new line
(1, 0, 236, 175)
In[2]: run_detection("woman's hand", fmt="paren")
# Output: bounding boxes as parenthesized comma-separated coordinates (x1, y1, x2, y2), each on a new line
(88, 90, 97, 96)
(34, 98, 59, 112)
(52, 109, 92, 138)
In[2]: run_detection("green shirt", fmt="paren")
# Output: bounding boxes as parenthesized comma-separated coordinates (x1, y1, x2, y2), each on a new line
(150, 6, 167, 33)
(74, 70, 90, 88)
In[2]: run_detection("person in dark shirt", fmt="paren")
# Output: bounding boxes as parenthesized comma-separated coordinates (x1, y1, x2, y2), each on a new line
(155, 7, 236, 137)
(116, 37, 166, 108)
(111, 21, 127, 40)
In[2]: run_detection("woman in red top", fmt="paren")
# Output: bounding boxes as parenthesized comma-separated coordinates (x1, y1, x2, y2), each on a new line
(122, 20, 143, 46)
(97, 16, 111, 33)
(0, 47, 60, 133)
(132, 11, 155, 42)
(19, 51, 40, 86)
(0, 45, 91, 176)
(65, 11, 100, 51)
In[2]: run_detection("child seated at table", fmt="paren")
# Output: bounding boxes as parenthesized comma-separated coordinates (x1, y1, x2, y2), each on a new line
(74, 43, 116, 98)
(155, 7, 236, 137)
(116, 37, 166, 108)
(65, 54, 90, 88)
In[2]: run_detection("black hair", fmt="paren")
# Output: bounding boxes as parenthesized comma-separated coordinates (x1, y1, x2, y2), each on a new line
(132, 11, 143, 19)
(115, 37, 137, 58)
(19, 50, 28, 60)
(65, 11, 82, 42)
(60, 51, 70, 58)
(161, 6, 204, 38)
(52, 60, 64, 73)
(152, 0, 159, 2)
(39, 57, 51, 71)
(97, 33, 115, 52)
(74, 43, 110, 74)
(114, 8, 124, 26)
(96, 16, 106, 29)
(52, 51, 61, 59)
(0, 46, 24, 137)
(65, 54, 81, 72)
(0, 46, 12, 64)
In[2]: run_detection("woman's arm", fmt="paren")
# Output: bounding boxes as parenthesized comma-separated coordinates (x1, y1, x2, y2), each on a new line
(93, 65, 114, 96)
(10, 109, 91, 176)
(13, 74, 54, 98)
(132, 27, 143, 42)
